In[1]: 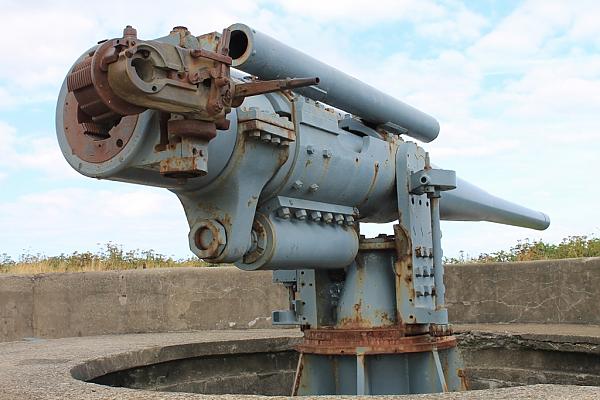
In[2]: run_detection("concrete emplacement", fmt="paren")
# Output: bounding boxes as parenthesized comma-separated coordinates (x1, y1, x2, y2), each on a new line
(1, 258, 600, 399)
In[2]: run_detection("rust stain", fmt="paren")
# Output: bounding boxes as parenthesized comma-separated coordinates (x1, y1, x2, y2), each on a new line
(457, 368, 469, 391)
(63, 92, 139, 164)
(297, 327, 457, 356)
(291, 352, 304, 396)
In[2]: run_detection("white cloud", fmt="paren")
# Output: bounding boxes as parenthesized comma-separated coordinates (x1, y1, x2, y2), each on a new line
(262, 0, 445, 25)
(0, 120, 78, 180)
(0, 0, 261, 109)
(0, 0, 598, 260)
(0, 187, 190, 257)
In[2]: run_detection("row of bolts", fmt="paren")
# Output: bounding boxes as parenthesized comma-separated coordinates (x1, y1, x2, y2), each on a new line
(276, 207, 355, 226)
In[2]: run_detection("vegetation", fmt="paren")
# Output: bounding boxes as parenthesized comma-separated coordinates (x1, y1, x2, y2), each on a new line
(0, 242, 214, 274)
(444, 235, 600, 264)
(1, 236, 599, 274)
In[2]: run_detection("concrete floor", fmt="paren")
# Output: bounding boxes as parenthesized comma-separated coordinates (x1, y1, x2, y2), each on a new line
(1, 327, 600, 399)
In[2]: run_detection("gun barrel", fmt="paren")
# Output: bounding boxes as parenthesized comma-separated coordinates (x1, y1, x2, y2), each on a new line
(440, 177, 550, 230)
(227, 23, 440, 143)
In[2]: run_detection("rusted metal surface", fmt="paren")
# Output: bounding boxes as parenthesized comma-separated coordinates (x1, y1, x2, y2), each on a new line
(232, 77, 319, 107)
(62, 91, 138, 163)
(457, 368, 469, 391)
(67, 38, 145, 125)
(62, 24, 319, 177)
(358, 234, 395, 250)
(167, 119, 217, 141)
(291, 352, 304, 396)
(297, 328, 457, 355)
(430, 323, 453, 337)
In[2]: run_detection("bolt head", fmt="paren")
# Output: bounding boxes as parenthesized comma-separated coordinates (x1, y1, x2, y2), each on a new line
(277, 207, 291, 219)
(306, 145, 315, 155)
(309, 211, 322, 222)
(295, 209, 308, 220)
(322, 149, 332, 159)
(292, 180, 304, 190)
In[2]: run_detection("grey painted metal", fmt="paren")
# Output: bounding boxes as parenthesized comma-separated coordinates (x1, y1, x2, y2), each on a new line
(395, 143, 447, 324)
(56, 25, 551, 397)
(432, 349, 448, 392)
(228, 23, 440, 143)
(236, 212, 358, 271)
(260, 98, 397, 225)
(336, 250, 397, 327)
(295, 349, 464, 395)
(356, 352, 369, 395)
(430, 196, 446, 313)
(440, 177, 550, 230)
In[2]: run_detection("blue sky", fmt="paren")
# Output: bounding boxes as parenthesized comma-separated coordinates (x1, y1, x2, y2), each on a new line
(0, 0, 599, 259)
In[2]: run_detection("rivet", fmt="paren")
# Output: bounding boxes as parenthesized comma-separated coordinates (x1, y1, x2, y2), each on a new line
(292, 180, 303, 190)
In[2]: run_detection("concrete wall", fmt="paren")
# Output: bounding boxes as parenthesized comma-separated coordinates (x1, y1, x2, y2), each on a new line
(445, 257, 600, 324)
(1, 258, 599, 342)
(0, 267, 287, 342)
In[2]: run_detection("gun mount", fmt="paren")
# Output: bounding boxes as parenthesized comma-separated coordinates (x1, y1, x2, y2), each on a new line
(56, 24, 549, 396)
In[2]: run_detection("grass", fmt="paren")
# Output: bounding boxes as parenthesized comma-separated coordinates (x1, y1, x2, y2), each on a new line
(0, 242, 215, 275)
(1, 236, 599, 274)
(444, 235, 600, 264)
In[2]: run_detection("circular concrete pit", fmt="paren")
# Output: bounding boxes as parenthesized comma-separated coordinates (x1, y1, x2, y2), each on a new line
(3, 325, 595, 399)
(77, 325, 600, 396)
(1, 261, 599, 399)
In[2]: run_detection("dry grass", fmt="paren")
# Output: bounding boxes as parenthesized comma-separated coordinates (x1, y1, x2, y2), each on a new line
(444, 235, 600, 264)
(2, 236, 599, 274)
(0, 243, 214, 275)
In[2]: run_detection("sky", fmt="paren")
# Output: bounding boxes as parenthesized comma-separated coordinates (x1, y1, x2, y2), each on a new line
(0, 0, 598, 260)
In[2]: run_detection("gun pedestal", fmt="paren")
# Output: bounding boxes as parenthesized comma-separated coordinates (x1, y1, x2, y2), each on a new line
(291, 235, 466, 395)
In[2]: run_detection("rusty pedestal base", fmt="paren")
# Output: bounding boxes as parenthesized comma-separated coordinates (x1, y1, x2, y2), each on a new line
(292, 327, 466, 396)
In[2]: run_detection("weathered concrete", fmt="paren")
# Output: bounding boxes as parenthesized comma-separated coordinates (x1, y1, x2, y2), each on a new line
(0, 267, 288, 342)
(1, 257, 599, 342)
(0, 274, 33, 341)
(454, 324, 600, 389)
(1, 328, 599, 399)
(445, 257, 600, 324)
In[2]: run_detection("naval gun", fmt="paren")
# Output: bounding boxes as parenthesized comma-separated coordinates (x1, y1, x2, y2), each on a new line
(56, 24, 549, 396)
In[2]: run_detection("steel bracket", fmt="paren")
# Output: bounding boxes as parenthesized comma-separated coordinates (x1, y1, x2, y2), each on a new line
(272, 269, 317, 326)
(409, 169, 456, 196)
